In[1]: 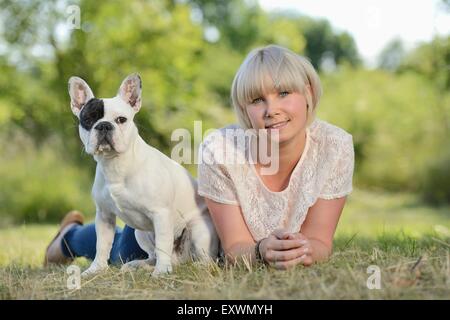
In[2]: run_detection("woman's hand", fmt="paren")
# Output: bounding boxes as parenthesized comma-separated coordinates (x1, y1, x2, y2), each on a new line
(259, 229, 314, 269)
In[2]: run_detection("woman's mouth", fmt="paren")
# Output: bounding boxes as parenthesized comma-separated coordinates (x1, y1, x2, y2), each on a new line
(265, 120, 289, 130)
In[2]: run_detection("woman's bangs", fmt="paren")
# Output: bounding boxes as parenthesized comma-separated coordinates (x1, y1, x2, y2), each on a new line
(238, 58, 305, 107)
(239, 60, 276, 106)
(275, 60, 306, 94)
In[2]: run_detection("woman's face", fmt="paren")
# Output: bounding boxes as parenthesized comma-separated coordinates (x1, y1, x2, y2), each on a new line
(245, 88, 309, 144)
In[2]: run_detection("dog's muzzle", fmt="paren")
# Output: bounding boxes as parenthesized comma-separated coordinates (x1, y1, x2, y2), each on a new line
(95, 121, 115, 152)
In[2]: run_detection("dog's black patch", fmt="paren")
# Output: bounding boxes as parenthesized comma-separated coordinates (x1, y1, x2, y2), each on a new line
(79, 98, 104, 130)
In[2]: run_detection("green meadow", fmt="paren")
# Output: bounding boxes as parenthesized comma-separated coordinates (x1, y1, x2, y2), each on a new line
(0, 0, 449, 300)
(1, 188, 449, 299)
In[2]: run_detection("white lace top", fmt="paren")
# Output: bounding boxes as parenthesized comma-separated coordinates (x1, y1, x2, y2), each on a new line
(197, 118, 355, 241)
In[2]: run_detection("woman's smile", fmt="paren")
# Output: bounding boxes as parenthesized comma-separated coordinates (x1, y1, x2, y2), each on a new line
(265, 119, 290, 130)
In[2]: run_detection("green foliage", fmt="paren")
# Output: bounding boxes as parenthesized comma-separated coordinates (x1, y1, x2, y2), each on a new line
(189, 0, 359, 68)
(420, 146, 450, 205)
(0, 0, 449, 224)
(0, 132, 95, 224)
(398, 36, 450, 202)
(319, 66, 449, 193)
(377, 38, 406, 71)
(401, 36, 450, 91)
(299, 17, 360, 69)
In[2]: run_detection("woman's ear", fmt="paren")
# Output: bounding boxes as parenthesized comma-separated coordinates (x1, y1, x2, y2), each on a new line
(304, 84, 314, 109)
(305, 84, 313, 100)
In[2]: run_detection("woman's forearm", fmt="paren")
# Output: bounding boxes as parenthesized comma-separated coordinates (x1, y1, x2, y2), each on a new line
(224, 242, 257, 264)
(225, 238, 332, 266)
(308, 238, 332, 263)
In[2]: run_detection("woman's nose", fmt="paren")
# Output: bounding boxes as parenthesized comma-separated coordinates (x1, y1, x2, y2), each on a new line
(264, 99, 281, 118)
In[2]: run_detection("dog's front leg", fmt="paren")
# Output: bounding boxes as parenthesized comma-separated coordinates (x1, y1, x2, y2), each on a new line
(82, 210, 116, 277)
(152, 209, 174, 277)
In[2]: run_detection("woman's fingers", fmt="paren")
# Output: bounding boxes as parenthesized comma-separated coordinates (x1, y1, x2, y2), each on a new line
(301, 254, 314, 267)
(273, 252, 315, 269)
(260, 234, 313, 266)
(272, 229, 292, 240)
(265, 234, 309, 251)
(271, 229, 308, 242)
(266, 245, 309, 262)
(286, 232, 308, 241)
(268, 238, 307, 251)
(273, 254, 309, 270)
(259, 233, 314, 268)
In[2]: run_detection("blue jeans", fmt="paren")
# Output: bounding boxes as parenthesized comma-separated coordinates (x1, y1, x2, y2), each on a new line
(61, 224, 148, 265)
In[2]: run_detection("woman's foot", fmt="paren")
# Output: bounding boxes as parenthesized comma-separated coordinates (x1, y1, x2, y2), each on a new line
(44, 210, 84, 266)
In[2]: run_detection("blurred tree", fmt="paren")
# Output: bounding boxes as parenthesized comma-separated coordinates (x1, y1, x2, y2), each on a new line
(377, 39, 406, 72)
(189, 0, 264, 54)
(189, 0, 265, 53)
(0, 0, 94, 161)
(319, 65, 449, 194)
(0, 0, 65, 66)
(189, 0, 360, 70)
(399, 35, 450, 204)
(399, 36, 449, 140)
(401, 36, 450, 91)
(2, 0, 449, 224)
(298, 17, 361, 70)
(0, 0, 236, 160)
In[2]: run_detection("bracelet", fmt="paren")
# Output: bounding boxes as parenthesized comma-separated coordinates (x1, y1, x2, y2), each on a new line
(255, 238, 266, 264)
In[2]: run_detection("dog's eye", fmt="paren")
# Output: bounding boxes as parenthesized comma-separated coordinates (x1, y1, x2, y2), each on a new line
(115, 117, 127, 124)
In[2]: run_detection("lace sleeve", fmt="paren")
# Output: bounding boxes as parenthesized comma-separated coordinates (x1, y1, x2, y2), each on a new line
(319, 135, 355, 200)
(197, 137, 240, 205)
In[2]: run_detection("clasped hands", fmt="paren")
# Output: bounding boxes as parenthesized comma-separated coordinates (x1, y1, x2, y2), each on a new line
(258, 229, 314, 270)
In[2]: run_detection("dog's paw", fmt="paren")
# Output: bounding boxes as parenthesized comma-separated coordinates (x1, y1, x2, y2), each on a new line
(81, 262, 108, 277)
(121, 259, 155, 272)
(152, 262, 173, 277)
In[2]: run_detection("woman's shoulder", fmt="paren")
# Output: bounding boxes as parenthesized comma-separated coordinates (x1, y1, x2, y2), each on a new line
(309, 118, 353, 148)
(200, 124, 244, 150)
(199, 124, 247, 165)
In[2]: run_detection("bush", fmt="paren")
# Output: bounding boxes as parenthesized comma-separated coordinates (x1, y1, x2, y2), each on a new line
(318, 66, 450, 196)
(420, 145, 450, 205)
(0, 131, 95, 225)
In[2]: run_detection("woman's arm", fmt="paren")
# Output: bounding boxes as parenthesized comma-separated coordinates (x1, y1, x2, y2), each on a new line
(205, 198, 257, 263)
(254, 196, 347, 269)
(205, 198, 307, 266)
(298, 196, 347, 263)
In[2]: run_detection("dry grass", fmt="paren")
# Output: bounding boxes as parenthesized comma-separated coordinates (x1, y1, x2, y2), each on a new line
(1, 189, 449, 299)
(0, 234, 449, 299)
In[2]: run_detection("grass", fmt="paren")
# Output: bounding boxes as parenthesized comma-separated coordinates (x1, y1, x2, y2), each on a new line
(0, 188, 449, 299)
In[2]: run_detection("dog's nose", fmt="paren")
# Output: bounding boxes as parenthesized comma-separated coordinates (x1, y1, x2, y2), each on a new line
(94, 121, 114, 131)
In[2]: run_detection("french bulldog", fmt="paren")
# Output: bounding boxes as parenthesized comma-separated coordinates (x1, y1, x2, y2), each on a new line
(68, 73, 219, 277)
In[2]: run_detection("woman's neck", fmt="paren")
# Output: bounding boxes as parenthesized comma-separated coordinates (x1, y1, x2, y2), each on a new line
(278, 130, 307, 173)
(255, 129, 307, 192)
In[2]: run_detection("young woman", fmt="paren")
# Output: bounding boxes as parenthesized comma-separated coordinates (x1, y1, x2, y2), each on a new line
(44, 45, 354, 270)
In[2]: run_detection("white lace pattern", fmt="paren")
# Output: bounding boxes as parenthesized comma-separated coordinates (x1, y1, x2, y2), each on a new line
(198, 118, 355, 241)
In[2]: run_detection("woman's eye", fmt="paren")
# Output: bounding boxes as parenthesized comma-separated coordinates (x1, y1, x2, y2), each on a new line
(251, 97, 264, 104)
(115, 116, 127, 124)
(279, 91, 290, 97)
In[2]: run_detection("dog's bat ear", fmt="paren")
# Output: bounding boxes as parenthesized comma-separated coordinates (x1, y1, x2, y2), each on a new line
(118, 73, 142, 112)
(68, 77, 94, 117)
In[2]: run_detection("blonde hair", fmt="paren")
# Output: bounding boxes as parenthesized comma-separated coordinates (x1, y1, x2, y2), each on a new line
(231, 44, 322, 129)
